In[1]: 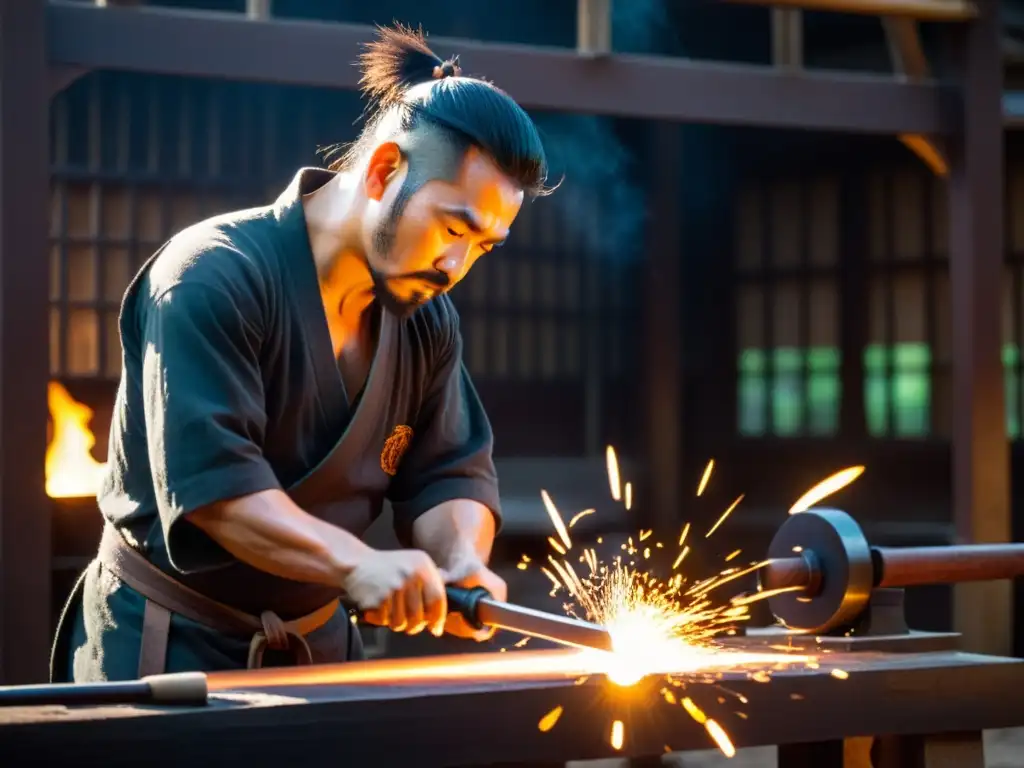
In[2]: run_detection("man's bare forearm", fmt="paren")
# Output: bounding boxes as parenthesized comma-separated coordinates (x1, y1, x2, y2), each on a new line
(411, 499, 497, 570)
(187, 489, 373, 587)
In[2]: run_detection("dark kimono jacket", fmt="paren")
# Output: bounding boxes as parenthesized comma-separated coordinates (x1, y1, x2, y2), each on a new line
(59, 168, 501, 681)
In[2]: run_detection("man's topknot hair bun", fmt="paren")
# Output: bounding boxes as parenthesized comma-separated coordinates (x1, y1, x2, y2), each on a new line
(358, 23, 462, 110)
(332, 22, 553, 199)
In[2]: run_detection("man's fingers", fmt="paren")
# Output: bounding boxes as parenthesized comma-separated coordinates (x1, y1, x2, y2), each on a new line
(375, 596, 392, 629)
(389, 589, 408, 633)
(444, 612, 495, 642)
(402, 581, 426, 635)
(487, 573, 509, 603)
(363, 601, 388, 627)
(421, 566, 448, 637)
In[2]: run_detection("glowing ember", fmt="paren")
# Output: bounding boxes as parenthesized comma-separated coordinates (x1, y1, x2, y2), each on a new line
(705, 494, 744, 539)
(788, 466, 864, 514)
(610, 720, 625, 750)
(46, 381, 106, 499)
(538, 706, 562, 732)
(705, 720, 735, 757)
(696, 459, 714, 496)
(568, 508, 595, 528)
(541, 490, 573, 551)
(606, 445, 621, 501)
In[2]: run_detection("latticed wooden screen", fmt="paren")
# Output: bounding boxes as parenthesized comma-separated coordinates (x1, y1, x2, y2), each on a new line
(733, 176, 841, 437)
(735, 157, 1024, 440)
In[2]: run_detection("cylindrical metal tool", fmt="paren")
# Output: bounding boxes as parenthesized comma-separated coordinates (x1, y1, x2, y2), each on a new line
(0, 672, 208, 708)
(766, 543, 1024, 591)
(759, 508, 1024, 633)
(446, 586, 614, 652)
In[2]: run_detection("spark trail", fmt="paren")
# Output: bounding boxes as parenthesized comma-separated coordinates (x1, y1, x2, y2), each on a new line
(523, 449, 864, 756)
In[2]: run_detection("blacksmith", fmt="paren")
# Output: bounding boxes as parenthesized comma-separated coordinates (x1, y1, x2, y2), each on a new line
(53, 24, 552, 682)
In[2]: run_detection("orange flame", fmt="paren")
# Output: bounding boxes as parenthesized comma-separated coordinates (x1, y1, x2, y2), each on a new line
(46, 381, 106, 499)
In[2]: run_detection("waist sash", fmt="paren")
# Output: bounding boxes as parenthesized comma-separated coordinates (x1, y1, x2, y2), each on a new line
(98, 525, 340, 676)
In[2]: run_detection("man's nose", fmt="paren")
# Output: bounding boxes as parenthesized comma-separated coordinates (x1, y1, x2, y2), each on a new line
(435, 246, 468, 279)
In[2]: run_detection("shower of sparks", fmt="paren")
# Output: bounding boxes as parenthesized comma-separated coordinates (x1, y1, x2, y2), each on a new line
(788, 466, 865, 514)
(523, 451, 866, 756)
(696, 460, 715, 496)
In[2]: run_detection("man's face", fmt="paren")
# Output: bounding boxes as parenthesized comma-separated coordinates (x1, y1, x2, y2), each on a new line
(361, 144, 524, 317)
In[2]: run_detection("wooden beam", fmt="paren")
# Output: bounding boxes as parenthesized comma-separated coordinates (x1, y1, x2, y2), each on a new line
(727, 0, 976, 20)
(577, 0, 611, 57)
(246, 0, 271, 20)
(46, 2, 957, 135)
(947, 0, 1013, 657)
(884, 19, 950, 175)
(644, 123, 682, 538)
(0, 0, 52, 684)
(772, 9, 804, 69)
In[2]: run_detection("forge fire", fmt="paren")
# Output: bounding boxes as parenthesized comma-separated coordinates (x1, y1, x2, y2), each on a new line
(46, 381, 105, 499)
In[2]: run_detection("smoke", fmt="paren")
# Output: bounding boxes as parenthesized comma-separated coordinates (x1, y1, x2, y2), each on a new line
(530, 0, 677, 261)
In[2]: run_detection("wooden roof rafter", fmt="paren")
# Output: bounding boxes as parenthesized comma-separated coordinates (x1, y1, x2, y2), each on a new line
(46, 1, 957, 134)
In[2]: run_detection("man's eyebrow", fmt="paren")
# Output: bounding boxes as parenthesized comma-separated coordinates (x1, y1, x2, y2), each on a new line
(438, 205, 485, 233)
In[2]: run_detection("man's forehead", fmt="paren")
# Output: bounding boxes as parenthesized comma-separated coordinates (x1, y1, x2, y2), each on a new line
(392, 129, 523, 226)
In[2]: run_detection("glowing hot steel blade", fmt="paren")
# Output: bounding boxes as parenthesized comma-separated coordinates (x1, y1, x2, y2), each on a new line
(206, 647, 811, 691)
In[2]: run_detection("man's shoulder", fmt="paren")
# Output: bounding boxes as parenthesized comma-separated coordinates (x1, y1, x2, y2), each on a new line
(143, 206, 281, 303)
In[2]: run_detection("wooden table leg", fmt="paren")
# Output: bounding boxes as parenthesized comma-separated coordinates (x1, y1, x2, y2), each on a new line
(778, 737, 872, 768)
(778, 740, 844, 768)
(872, 731, 985, 768)
(919, 731, 985, 768)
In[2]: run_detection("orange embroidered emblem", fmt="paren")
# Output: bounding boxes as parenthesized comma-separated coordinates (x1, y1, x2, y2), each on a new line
(381, 425, 414, 476)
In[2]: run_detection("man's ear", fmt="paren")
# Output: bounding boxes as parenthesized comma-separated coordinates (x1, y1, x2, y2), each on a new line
(364, 142, 403, 202)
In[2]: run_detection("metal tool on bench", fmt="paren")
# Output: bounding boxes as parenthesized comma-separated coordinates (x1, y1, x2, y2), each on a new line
(446, 585, 614, 652)
(757, 507, 1024, 638)
(0, 672, 208, 708)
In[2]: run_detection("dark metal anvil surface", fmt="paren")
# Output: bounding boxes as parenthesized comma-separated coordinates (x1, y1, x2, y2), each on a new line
(1, 648, 1022, 768)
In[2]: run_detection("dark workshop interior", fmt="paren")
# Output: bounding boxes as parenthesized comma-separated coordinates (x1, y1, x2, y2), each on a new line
(0, 0, 1022, 766)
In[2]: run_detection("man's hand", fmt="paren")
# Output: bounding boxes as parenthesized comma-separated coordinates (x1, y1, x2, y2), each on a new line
(440, 553, 508, 642)
(344, 549, 448, 637)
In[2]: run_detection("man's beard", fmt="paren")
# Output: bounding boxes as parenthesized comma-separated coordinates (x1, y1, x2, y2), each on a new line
(369, 264, 451, 320)
(369, 205, 450, 319)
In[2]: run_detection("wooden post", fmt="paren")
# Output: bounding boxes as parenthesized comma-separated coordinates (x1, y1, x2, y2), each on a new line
(0, 0, 53, 683)
(644, 123, 683, 537)
(947, 0, 1013, 656)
